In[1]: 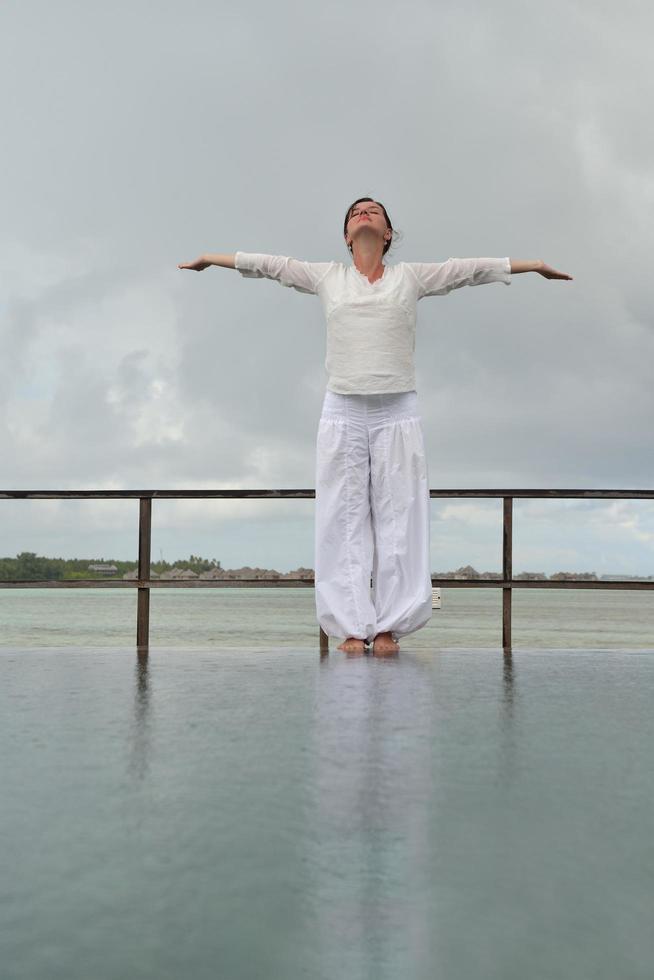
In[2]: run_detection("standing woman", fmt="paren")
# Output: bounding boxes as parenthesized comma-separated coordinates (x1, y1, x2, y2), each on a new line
(179, 197, 572, 654)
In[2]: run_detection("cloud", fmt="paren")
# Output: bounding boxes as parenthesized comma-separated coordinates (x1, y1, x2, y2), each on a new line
(1, 0, 652, 571)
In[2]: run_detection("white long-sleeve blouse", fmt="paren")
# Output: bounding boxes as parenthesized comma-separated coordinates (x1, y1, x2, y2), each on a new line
(234, 251, 511, 394)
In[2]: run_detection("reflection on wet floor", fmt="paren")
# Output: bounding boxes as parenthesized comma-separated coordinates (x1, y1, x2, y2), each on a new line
(2, 646, 654, 979)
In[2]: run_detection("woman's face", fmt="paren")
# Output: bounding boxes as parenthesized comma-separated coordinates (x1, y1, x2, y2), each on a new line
(345, 201, 390, 252)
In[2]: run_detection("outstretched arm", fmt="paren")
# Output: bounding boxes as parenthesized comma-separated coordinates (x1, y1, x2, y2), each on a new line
(178, 253, 235, 271)
(408, 256, 573, 299)
(179, 251, 334, 295)
(510, 259, 573, 280)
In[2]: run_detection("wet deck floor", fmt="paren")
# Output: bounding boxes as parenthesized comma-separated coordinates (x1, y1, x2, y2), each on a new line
(2, 646, 653, 979)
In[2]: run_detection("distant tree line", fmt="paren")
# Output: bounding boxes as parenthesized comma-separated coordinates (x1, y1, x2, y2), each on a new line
(0, 554, 649, 582)
(0, 552, 222, 581)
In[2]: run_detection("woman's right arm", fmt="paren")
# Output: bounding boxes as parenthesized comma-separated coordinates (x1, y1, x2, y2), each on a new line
(180, 251, 334, 295)
(178, 254, 235, 271)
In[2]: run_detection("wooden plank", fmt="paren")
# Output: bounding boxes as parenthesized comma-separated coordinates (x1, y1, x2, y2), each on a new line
(1, 578, 653, 590)
(136, 588, 150, 649)
(503, 497, 513, 649)
(0, 489, 317, 499)
(137, 498, 152, 648)
(3, 488, 654, 500)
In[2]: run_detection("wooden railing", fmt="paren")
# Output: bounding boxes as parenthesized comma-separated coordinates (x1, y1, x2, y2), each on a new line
(2, 488, 653, 650)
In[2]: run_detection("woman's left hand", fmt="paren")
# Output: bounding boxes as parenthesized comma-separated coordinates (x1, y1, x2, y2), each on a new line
(537, 262, 573, 280)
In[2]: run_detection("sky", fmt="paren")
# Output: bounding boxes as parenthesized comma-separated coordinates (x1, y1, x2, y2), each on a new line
(1, 0, 653, 575)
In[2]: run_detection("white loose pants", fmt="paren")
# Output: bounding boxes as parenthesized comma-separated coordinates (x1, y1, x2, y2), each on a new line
(314, 389, 433, 644)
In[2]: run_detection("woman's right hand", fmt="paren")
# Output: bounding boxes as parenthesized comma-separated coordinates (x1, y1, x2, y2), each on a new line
(178, 255, 211, 271)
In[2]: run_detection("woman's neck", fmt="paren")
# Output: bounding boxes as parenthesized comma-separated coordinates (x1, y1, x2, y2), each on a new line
(352, 242, 385, 280)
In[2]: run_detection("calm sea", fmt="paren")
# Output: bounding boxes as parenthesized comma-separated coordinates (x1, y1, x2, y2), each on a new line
(1, 586, 653, 648)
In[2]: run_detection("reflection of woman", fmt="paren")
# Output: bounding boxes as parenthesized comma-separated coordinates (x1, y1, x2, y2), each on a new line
(179, 197, 572, 655)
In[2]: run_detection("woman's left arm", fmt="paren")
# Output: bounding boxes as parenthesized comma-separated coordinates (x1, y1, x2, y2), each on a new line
(510, 259, 573, 280)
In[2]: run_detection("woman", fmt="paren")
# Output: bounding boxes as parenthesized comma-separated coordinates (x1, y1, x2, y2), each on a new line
(179, 197, 572, 655)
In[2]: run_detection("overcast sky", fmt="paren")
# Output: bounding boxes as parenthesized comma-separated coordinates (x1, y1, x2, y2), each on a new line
(1, 0, 653, 575)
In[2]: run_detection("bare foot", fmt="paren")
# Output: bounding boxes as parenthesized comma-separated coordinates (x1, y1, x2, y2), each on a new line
(372, 631, 400, 655)
(337, 637, 367, 654)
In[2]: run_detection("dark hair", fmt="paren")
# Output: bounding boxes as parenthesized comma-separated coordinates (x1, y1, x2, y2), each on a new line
(343, 197, 395, 257)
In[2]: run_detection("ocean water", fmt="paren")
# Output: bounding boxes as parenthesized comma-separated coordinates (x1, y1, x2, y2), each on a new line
(2, 645, 654, 979)
(1, 586, 654, 649)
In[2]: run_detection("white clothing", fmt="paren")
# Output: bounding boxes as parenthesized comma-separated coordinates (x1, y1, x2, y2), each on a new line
(234, 251, 511, 395)
(314, 390, 432, 643)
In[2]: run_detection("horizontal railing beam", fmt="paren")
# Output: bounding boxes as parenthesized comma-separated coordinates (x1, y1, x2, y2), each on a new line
(0, 489, 318, 499)
(2, 488, 654, 500)
(1, 578, 653, 590)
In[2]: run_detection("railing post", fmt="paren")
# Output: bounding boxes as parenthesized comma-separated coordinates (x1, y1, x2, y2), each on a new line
(502, 496, 513, 649)
(137, 497, 152, 648)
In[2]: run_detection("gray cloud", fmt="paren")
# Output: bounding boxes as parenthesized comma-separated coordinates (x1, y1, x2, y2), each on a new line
(1, 0, 652, 572)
